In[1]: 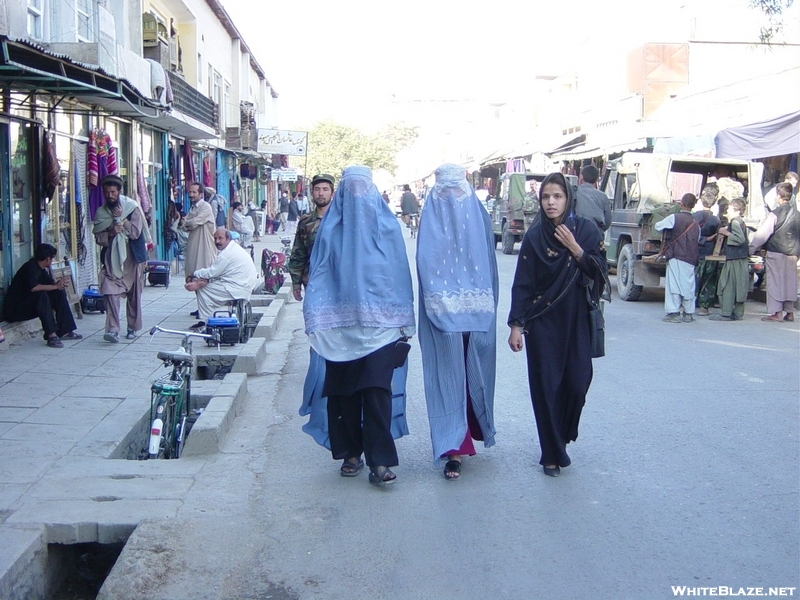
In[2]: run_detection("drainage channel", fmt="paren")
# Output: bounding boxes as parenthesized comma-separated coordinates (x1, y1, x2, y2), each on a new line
(111, 307, 261, 462)
(48, 540, 126, 600)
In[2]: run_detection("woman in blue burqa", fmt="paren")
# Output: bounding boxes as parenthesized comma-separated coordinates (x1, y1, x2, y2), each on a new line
(302, 166, 416, 487)
(508, 172, 608, 477)
(416, 164, 498, 481)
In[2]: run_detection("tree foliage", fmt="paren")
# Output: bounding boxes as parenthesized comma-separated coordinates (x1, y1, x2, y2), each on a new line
(750, 0, 795, 42)
(293, 121, 418, 178)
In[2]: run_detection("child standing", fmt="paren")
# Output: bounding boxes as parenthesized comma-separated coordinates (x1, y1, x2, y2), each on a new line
(710, 198, 750, 321)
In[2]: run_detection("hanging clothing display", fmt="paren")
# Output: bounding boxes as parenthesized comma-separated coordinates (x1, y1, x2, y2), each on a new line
(182, 141, 196, 188)
(87, 129, 118, 219)
(202, 155, 213, 188)
(135, 158, 152, 214)
(43, 133, 60, 200)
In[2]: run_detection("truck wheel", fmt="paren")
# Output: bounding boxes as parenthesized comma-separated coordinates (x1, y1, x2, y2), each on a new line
(617, 244, 643, 301)
(502, 229, 515, 254)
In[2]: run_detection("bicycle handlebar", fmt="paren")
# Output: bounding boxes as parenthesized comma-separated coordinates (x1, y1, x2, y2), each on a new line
(149, 325, 216, 341)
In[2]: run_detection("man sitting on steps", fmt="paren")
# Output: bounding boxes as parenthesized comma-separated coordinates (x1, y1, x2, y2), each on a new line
(184, 228, 257, 329)
(3, 243, 82, 348)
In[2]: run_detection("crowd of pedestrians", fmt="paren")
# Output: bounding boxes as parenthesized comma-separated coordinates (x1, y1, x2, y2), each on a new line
(651, 173, 800, 324)
(2, 159, 796, 490)
(290, 164, 609, 486)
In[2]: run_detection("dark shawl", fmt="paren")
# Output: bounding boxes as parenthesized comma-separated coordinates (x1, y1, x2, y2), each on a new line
(508, 173, 607, 328)
(507, 172, 608, 467)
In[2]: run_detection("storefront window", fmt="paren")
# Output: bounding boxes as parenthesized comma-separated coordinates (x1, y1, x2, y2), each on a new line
(42, 134, 78, 261)
(1, 121, 36, 315)
(10, 122, 35, 268)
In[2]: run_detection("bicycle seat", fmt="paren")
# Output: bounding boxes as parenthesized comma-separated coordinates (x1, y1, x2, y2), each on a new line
(157, 349, 195, 365)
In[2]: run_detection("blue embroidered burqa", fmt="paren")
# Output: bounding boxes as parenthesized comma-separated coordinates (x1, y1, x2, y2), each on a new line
(300, 165, 415, 447)
(416, 164, 498, 462)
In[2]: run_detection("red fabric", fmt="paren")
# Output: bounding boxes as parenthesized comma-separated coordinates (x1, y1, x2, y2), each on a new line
(202, 156, 213, 187)
(182, 142, 196, 187)
(87, 131, 99, 188)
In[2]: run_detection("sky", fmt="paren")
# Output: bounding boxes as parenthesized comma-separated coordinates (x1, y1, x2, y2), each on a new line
(219, 0, 668, 130)
(220, 0, 798, 132)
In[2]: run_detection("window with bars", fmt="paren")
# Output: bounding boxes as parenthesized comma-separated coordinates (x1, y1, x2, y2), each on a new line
(213, 71, 222, 107)
(223, 81, 231, 131)
(27, 0, 43, 39)
(76, 0, 93, 42)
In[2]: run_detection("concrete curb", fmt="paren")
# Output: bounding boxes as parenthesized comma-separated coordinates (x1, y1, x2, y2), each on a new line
(181, 373, 247, 457)
(0, 525, 47, 600)
(0, 319, 43, 352)
(232, 337, 266, 375)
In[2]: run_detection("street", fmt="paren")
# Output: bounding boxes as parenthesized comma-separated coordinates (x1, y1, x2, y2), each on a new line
(100, 232, 800, 600)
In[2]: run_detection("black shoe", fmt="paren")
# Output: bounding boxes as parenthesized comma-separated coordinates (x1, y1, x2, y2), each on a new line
(189, 310, 199, 318)
(543, 465, 561, 477)
(189, 321, 206, 330)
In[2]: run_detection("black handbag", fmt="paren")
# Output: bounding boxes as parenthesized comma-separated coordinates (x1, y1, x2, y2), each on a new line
(393, 338, 411, 368)
(586, 287, 605, 359)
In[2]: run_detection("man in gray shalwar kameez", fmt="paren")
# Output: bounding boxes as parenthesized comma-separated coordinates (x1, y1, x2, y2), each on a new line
(750, 182, 800, 322)
(416, 164, 499, 480)
(181, 182, 217, 322)
(92, 175, 147, 342)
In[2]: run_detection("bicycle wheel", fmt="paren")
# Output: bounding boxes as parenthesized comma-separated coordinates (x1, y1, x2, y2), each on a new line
(173, 390, 189, 459)
(149, 394, 173, 459)
(238, 301, 253, 343)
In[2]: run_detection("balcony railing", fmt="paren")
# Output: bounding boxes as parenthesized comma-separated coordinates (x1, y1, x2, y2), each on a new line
(167, 71, 218, 132)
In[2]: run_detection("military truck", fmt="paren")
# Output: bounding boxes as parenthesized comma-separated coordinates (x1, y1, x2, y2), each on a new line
(600, 152, 765, 301)
(492, 172, 578, 254)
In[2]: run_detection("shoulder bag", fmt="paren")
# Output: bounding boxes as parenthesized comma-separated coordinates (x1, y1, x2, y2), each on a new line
(586, 287, 605, 359)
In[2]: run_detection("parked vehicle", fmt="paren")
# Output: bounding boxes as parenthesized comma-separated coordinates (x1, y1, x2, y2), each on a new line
(492, 172, 578, 254)
(600, 153, 765, 301)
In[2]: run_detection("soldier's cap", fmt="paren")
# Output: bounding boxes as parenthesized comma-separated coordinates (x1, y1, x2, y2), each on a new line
(311, 173, 335, 187)
(100, 174, 123, 189)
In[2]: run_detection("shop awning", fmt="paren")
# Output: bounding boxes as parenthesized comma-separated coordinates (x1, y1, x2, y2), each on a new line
(0, 36, 217, 140)
(714, 110, 800, 160)
(0, 36, 158, 111)
(545, 133, 586, 156)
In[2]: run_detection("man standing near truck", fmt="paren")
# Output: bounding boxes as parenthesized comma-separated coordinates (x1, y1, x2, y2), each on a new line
(694, 184, 722, 316)
(655, 193, 701, 323)
(575, 165, 612, 232)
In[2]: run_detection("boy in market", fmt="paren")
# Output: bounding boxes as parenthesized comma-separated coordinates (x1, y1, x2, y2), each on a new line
(710, 198, 750, 321)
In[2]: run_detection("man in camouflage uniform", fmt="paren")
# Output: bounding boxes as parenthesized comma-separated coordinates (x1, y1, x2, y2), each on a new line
(522, 179, 540, 230)
(288, 173, 335, 301)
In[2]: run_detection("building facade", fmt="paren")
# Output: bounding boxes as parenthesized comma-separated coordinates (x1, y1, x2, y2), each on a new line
(0, 0, 278, 317)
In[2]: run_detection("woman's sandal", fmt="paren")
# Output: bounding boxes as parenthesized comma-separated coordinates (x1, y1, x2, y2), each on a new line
(443, 459, 461, 481)
(340, 457, 364, 477)
(368, 466, 397, 487)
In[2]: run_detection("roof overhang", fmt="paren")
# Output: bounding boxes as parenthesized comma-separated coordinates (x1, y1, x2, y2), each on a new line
(545, 133, 586, 156)
(0, 36, 160, 113)
(0, 36, 217, 140)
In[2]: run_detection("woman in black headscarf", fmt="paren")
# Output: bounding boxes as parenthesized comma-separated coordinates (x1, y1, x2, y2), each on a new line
(508, 172, 608, 477)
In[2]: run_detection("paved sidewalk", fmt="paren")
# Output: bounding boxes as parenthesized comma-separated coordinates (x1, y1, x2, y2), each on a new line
(0, 235, 292, 598)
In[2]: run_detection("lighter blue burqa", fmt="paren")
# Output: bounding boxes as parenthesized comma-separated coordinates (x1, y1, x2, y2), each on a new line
(299, 165, 415, 447)
(416, 164, 499, 463)
(304, 165, 415, 350)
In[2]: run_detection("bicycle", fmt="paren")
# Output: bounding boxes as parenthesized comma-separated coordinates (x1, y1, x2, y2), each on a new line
(280, 236, 292, 263)
(408, 213, 419, 239)
(147, 325, 218, 459)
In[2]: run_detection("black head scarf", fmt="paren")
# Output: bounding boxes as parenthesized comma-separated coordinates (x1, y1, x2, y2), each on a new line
(509, 172, 604, 325)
